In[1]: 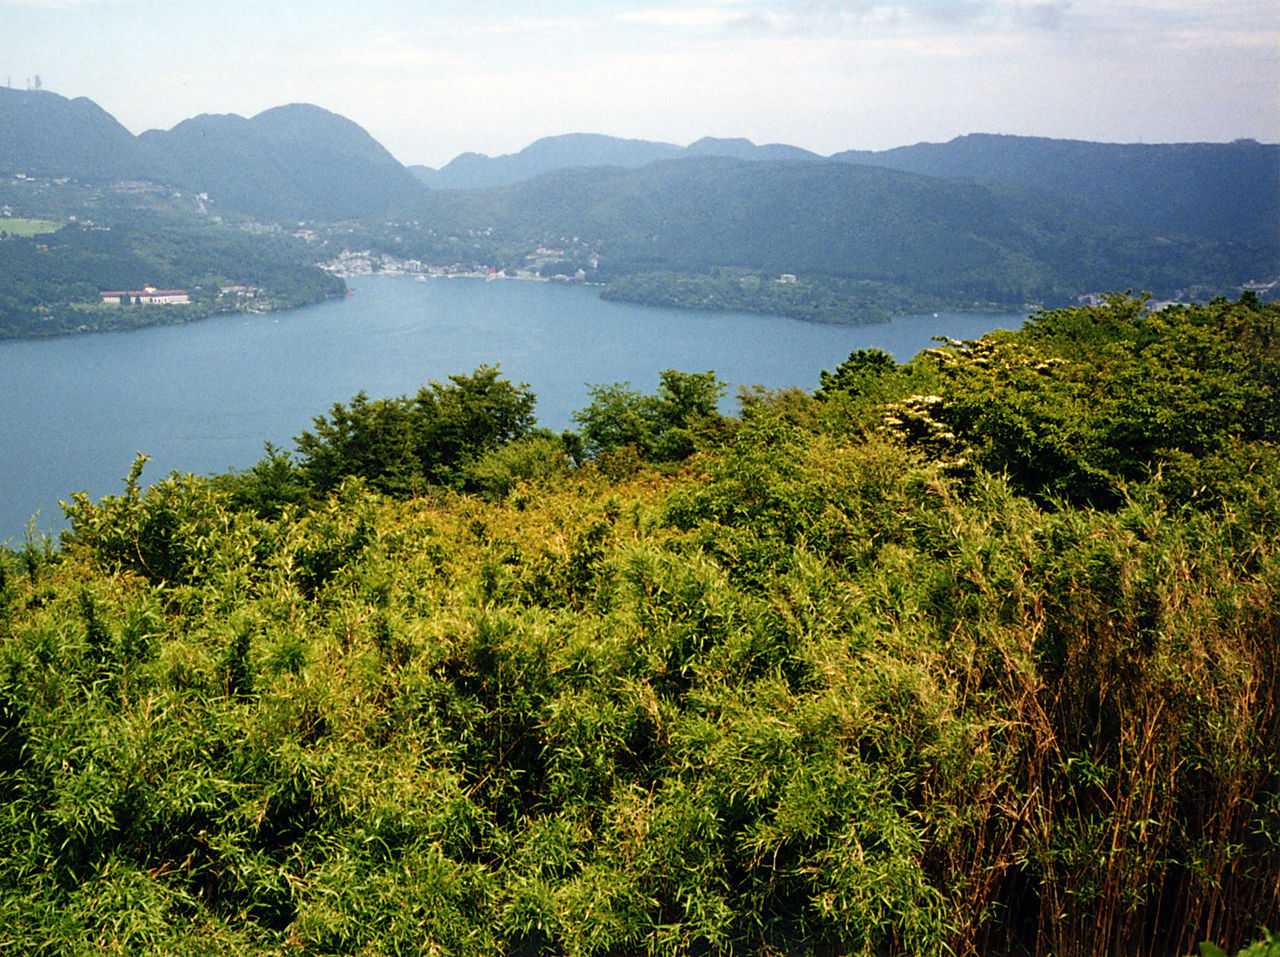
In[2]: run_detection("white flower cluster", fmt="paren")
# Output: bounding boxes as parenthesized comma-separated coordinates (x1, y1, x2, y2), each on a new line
(878, 394, 968, 471)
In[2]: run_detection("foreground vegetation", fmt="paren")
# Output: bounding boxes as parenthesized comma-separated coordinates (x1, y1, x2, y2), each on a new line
(1, 296, 1277, 955)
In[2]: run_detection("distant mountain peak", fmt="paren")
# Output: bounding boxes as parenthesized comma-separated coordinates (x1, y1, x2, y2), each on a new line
(687, 135, 757, 150)
(0, 86, 139, 180)
(137, 103, 422, 220)
(412, 132, 824, 190)
(254, 101, 335, 118)
(0, 90, 424, 220)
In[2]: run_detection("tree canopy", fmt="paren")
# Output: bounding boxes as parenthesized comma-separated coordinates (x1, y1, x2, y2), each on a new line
(293, 366, 537, 496)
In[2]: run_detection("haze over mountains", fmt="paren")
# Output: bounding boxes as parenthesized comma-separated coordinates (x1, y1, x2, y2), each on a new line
(1, 87, 1276, 319)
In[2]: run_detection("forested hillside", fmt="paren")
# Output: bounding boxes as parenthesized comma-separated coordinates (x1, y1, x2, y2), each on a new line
(137, 104, 425, 222)
(409, 130, 1279, 260)
(0, 88, 141, 182)
(0, 215, 345, 338)
(410, 131, 1278, 253)
(3, 88, 1274, 328)
(0, 91, 425, 222)
(833, 134, 1280, 249)
(2, 295, 1276, 956)
(394, 157, 1268, 317)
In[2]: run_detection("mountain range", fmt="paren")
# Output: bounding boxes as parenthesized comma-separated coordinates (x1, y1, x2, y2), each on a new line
(410, 130, 1279, 252)
(1, 87, 1276, 316)
(399, 155, 1271, 306)
(408, 133, 823, 190)
(834, 134, 1280, 248)
(0, 89, 421, 221)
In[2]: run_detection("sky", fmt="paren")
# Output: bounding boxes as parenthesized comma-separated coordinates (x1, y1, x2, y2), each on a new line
(2, 0, 1277, 168)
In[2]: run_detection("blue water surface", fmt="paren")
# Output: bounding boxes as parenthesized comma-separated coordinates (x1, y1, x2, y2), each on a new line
(1, 275, 1023, 542)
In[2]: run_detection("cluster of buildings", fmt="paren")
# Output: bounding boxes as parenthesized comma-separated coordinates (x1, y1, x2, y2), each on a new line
(98, 284, 260, 307)
(99, 286, 190, 306)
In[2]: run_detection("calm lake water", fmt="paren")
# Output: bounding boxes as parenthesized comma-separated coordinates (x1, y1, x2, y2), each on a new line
(1, 275, 1024, 543)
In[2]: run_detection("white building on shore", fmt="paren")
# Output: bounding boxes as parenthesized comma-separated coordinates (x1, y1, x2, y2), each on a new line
(100, 285, 191, 305)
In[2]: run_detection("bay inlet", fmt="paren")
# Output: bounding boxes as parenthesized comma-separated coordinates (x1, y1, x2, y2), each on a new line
(1, 275, 1024, 543)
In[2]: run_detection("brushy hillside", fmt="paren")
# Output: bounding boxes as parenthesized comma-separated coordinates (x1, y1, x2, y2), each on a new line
(1, 296, 1277, 956)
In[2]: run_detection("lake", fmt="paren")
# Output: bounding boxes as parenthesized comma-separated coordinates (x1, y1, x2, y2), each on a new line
(0, 275, 1024, 543)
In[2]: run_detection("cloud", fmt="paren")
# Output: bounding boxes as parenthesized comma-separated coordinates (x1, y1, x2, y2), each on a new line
(1015, 0, 1074, 30)
(0, 0, 109, 6)
(615, 6, 743, 28)
(723, 0, 1079, 34)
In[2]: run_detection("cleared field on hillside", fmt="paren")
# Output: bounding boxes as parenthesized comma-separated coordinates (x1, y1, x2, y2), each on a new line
(0, 217, 62, 236)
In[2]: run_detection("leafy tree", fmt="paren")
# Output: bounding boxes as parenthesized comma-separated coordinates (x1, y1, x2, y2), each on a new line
(213, 442, 310, 518)
(294, 366, 536, 496)
(817, 347, 900, 399)
(294, 390, 418, 495)
(574, 369, 727, 462)
(915, 293, 1280, 506)
(573, 382, 660, 460)
(410, 365, 538, 487)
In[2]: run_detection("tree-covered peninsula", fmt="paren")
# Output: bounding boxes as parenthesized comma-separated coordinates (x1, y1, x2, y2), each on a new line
(0, 214, 345, 339)
(1, 296, 1277, 956)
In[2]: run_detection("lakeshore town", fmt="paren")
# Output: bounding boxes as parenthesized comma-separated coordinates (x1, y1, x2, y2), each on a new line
(316, 248, 596, 283)
(93, 249, 596, 311)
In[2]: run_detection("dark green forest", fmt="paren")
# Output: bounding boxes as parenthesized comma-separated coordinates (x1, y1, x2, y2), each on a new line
(598, 271, 950, 325)
(1, 295, 1277, 955)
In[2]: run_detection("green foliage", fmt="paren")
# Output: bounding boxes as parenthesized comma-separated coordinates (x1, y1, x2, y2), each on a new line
(213, 443, 310, 519)
(574, 369, 728, 462)
(4, 300, 1279, 954)
(294, 365, 537, 495)
(466, 429, 574, 501)
(817, 346, 900, 398)
(1201, 929, 1280, 957)
(60, 454, 249, 588)
(916, 294, 1280, 506)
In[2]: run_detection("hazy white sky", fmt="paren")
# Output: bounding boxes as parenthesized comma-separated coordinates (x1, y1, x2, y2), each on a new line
(2, 0, 1277, 167)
